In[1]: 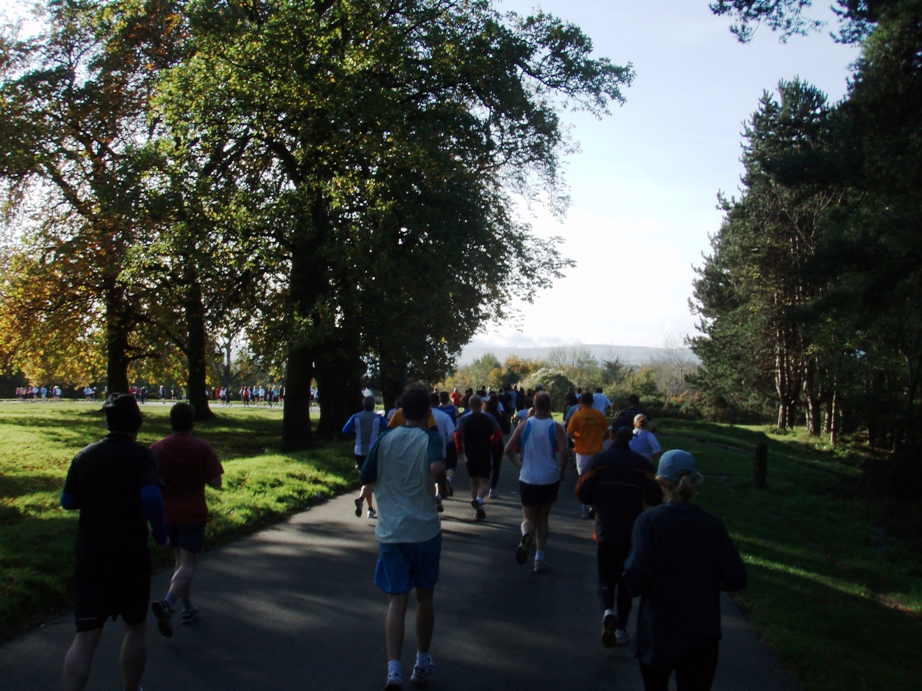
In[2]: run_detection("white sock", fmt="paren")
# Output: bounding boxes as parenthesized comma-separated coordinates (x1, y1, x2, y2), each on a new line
(416, 651, 431, 667)
(535, 550, 545, 561)
(387, 660, 401, 677)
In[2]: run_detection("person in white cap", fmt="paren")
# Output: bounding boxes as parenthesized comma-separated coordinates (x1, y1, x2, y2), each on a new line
(622, 449, 747, 691)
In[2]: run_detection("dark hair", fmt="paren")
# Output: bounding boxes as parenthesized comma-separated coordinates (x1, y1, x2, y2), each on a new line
(401, 388, 430, 421)
(429, 392, 440, 407)
(439, 390, 449, 404)
(104, 393, 143, 433)
(628, 393, 640, 406)
(170, 402, 195, 432)
(580, 391, 593, 406)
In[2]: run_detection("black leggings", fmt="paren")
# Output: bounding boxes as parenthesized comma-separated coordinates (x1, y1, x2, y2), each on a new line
(639, 639, 719, 691)
(597, 541, 633, 629)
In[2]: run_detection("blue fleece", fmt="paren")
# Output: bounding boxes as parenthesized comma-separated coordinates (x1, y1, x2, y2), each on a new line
(141, 484, 168, 545)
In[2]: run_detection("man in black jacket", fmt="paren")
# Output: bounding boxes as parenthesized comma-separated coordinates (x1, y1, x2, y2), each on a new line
(575, 426, 662, 647)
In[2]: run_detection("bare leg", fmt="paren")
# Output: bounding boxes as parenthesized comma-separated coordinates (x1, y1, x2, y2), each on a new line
(414, 587, 435, 654)
(120, 621, 147, 691)
(63, 628, 104, 691)
(535, 502, 553, 552)
(386, 593, 410, 662)
(521, 505, 538, 537)
(167, 548, 200, 606)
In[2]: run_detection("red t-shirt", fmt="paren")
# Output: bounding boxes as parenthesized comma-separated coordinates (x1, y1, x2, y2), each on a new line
(151, 433, 223, 524)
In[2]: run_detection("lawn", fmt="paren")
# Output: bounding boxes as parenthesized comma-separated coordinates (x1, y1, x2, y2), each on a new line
(0, 400, 355, 640)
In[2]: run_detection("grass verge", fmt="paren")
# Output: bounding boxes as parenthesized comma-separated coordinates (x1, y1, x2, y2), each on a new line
(660, 420, 922, 691)
(0, 401, 354, 640)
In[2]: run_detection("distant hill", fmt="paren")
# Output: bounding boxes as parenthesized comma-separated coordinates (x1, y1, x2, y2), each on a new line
(456, 344, 687, 368)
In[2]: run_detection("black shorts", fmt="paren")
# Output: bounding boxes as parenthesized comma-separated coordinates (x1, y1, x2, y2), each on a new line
(466, 453, 491, 479)
(167, 521, 206, 553)
(444, 445, 458, 472)
(519, 480, 561, 507)
(73, 558, 150, 632)
(355, 454, 367, 470)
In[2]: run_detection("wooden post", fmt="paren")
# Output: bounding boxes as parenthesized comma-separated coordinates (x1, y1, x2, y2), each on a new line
(754, 442, 767, 488)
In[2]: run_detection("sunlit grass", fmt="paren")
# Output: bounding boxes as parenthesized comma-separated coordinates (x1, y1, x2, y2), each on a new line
(0, 401, 354, 639)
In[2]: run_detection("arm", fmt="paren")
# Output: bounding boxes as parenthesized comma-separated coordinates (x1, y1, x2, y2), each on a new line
(61, 492, 80, 510)
(341, 414, 357, 437)
(141, 484, 169, 546)
(504, 418, 526, 469)
(720, 526, 748, 592)
(208, 475, 223, 489)
(555, 422, 570, 479)
(622, 515, 654, 597)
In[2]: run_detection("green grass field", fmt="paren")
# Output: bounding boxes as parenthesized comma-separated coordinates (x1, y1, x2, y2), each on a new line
(0, 400, 354, 640)
(1, 403, 920, 690)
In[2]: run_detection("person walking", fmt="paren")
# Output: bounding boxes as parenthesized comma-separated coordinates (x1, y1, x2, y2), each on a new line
(575, 426, 662, 648)
(60, 394, 168, 691)
(504, 391, 569, 573)
(629, 414, 662, 464)
(343, 395, 389, 519)
(623, 449, 747, 691)
(454, 394, 502, 521)
(356, 388, 447, 691)
(149, 403, 224, 636)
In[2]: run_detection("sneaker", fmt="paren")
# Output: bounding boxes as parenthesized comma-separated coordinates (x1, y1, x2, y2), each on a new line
(367, 508, 377, 519)
(410, 657, 434, 686)
(354, 497, 363, 517)
(615, 628, 630, 646)
(581, 505, 591, 519)
(488, 489, 497, 499)
(151, 599, 174, 638)
(516, 532, 533, 565)
(471, 499, 486, 521)
(533, 559, 548, 573)
(601, 610, 617, 648)
(180, 606, 199, 625)
(385, 671, 403, 690)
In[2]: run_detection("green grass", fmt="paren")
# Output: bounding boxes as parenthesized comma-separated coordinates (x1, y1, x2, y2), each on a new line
(0, 401, 354, 640)
(660, 420, 922, 691)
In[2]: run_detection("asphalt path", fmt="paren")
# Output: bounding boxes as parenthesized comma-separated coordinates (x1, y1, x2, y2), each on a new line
(1, 454, 800, 690)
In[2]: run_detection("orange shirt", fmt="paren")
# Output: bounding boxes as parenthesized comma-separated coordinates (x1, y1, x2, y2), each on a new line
(566, 407, 609, 456)
(387, 408, 438, 429)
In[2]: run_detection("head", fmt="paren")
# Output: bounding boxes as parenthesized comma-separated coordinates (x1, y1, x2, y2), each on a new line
(104, 393, 143, 435)
(362, 395, 376, 411)
(614, 426, 633, 445)
(400, 388, 430, 422)
(534, 391, 552, 414)
(523, 396, 533, 410)
(628, 393, 640, 407)
(579, 391, 594, 407)
(595, 387, 603, 394)
(429, 391, 440, 408)
(468, 394, 483, 411)
(656, 450, 703, 503)
(170, 402, 196, 433)
(486, 394, 500, 411)
(439, 390, 450, 405)
(634, 413, 648, 429)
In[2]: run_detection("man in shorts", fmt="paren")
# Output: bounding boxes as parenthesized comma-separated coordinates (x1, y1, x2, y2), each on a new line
(453, 394, 502, 521)
(343, 395, 389, 518)
(61, 393, 168, 691)
(358, 388, 447, 690)
(149, 402, 224, 636)
(504, 391, 570, 573)
(566, 391, 610, 519)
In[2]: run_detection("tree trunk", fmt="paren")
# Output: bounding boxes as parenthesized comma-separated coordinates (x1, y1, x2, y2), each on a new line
(282, 343, 314, 450)
(315, 348, 364, 436)
(184, 279, 213, 421)
(105, 286, 131, 395)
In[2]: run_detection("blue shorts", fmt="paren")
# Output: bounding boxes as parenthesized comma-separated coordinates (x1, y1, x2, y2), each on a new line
(166, 521, 206, 553)
(374, 532, 442, 594)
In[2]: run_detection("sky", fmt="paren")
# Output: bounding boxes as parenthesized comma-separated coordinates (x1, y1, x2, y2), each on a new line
(470, 0, 861, 351)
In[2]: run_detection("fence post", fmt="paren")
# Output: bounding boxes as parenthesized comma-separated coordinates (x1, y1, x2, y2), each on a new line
(754, 442, 767, 488)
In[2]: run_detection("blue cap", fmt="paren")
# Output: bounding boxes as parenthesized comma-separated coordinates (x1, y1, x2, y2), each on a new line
(656, 450, 699, 482)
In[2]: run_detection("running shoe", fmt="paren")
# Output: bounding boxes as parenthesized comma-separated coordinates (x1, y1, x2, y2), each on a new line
(181, 606, 199, 625)
(354, 497, 363, 517)
(515, 532, 533, 565)
(410, 657, 434, 686)
(533, 559, 548, 573)
(615, 628, 630, 646)
(151, 599, 174, 638)
(471, 499, 486, 521)
(488, 489, 497, 499)
(446, 481, 454, 497)
(601, 610, 617, 648)
(385, 671, 403, 690)
(581, 505, 591, 519)
(367, 508, 377, 519)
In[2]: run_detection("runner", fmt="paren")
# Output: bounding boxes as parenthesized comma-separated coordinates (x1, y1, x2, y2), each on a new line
(343, 396, 389, 519)
(566, 390, 610, 519)
(356, 388, 447, 691)
(60, 394, 167, 691)
(149, 403, 224, 636)
(575, 426, 662, 648)
(454, 394, 502, 522)
(504, 391, 569, 573)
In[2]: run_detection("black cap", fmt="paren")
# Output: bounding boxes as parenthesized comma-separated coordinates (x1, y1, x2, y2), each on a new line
(104, 393, 143, 433)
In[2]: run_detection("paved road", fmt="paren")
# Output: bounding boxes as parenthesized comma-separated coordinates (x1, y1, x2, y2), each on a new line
(1, 459, 800, 690)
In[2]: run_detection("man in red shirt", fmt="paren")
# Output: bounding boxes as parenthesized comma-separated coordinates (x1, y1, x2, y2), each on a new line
(149, 403, 223, 637)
